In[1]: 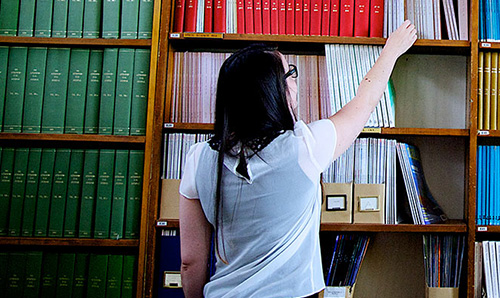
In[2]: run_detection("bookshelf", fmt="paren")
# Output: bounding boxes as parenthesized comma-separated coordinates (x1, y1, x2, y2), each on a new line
(0, 0, 161, 297)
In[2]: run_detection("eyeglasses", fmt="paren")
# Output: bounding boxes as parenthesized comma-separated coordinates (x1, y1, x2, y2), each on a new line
(284, 64, 298, 79)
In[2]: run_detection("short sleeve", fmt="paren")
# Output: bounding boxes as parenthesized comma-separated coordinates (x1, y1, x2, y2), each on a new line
(294, 119, 337, 173)
(179, 142, 203, 199)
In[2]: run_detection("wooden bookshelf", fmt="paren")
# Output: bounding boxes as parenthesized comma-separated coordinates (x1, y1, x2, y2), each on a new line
(0, 237, 139, 247)
(0, 133, 146, 143)
(0, 36, 152, 47)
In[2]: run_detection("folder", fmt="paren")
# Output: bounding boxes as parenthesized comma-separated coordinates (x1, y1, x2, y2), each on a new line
(425, 286, 459, 298)
(160, 179, 181, 220)
(321, 183, 353, 224)
(353, 183, 385, 224)
(319, 285, 355, 298)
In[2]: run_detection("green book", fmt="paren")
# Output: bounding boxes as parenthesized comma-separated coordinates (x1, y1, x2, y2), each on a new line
(23, 251, 43, 298)
(0, 0, 20, 36)
(121, 255, 136, 298)
(6, 252, 26, 297)
(83, 0, 102, 38)
(55, 253, 75, 297)
(0, 46, 9, 131)
(34, 148, 56, 237)
(106, 254, 123, 297)
(113, 48, 135, 135)
(121, 0, 139, 39)
(65, 48, 90, 134)
(21, 148, 42, 237)
(48, 148, 71, 237)
(72, 253, 89, 298)
(18, 0, 37, 36)
(84, 49, 103, 134)
(94, 149, 115, 238)
(138, 0, 153, 39)
(87, 254, 109, 298)
(103, 0, 121, 38)
(52, 0, 69, 37)
(8, 148, 30, 237)
(34, 0, 54, 37)
(99, 48, 119, 135)
(68, 0, 85, 37)
(0, 148, 15, 236)
(3, 47, 28, 133)
(64, 149, 84, 237)
(130, 49, 150, 135)
(110, 150, 129, 239)
(78, 149, 99, 237)
(40, 253, 58, 298)
(0, 252, 7, 292)
(22, 47, 48, 133)
(124, 150, 144, 239)
(41, 48, 71, 134)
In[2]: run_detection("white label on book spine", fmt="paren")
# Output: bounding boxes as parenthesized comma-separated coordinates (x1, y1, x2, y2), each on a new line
(478, 226, 488, 231)
(478, 130, 490, 136)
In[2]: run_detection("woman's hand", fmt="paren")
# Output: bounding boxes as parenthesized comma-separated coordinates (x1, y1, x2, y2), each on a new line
(383, 20, 418, 59)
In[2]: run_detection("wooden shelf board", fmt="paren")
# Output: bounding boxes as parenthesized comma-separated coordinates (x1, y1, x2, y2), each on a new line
(0, 237, 140, 247)
(0, 133, 146, 143)
(0, 36, 152, 47)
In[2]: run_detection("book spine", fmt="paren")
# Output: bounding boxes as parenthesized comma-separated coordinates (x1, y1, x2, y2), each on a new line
(94, 149, 116, 238)
(52, 0, 70, 37)
(0, 148, 15, 236)
(99, 48, 119, 135)
(114, 48, 135, 135)
(72, 253, 89, 298)
(18, 0, 37, 36)
(21, 148, 42, 237)
(0, 0, 20, 36)
(0, 47, 9, 131)
(262, 0, 271, 34)
(121, 255, 137, 297)
(6, 252, 26, 297)
(40, 253, 59, 297)
(23, 251, 43, 297)
(184, 0, 198, 32)
(8, 148, 30, 237)
(4, 47, 28, 133)
(22, 47, 48, 133)
(110, 150, 129, 239)
(329, 0, 339, 36)
(64, 149, 84, 237)
(254, 0, 263, 34)
(34, 0, 54, 37)
(339, 0, 353, 36)
(68, 0, 85, 37)
(368, 0, 383, 37)
(321, 0, 330, 35)
(78, 149, 99, 238)
(294, 0, 302, 35)
(102, 0, 121, 38)
(270, 0, 278, 34)
(106, 254, 124, 297)
(86, 254, 109, 297)
(237, 0, 245, 33)
(353, 0, 368, 37)
(278, 0, 286, 34)
(55, 253, 76, 297)
(138, 0, 154, 38)
(48, 148, 71, 237)
(0, 251, 6, 292)
(173, 0, 186, 32)
(34, 148, 56, 237)
(310, 0, 321, 35)
(285, 0, 294, 34)
(121, 0, 140, 38)
(41, 48, 71, 134)
(130, 49, 150, 136)
(84, 49, 104, 134)
(83, 0, 103, 38)
(213, 0, 226, 32)
(204, 0, 213, 32)
(124, 150, 144, 238)
(65, 48, 90, 134)
(245, 0, 255, 33)
(302, 0, 310, 35)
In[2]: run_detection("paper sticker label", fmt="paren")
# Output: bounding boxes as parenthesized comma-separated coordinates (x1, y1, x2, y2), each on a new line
(324, 287, 348, 298)
(326, 195, 347, 211)
(164, 272, 182, 288)
(359, 196, 379, 211)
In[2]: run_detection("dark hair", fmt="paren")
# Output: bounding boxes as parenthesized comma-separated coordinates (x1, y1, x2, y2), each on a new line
(209, 44, 295, 263)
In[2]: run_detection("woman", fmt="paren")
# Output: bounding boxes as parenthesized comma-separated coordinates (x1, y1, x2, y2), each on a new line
(179, 20, 417, 298)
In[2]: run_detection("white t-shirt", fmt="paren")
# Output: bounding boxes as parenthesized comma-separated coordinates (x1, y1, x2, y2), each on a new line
(180, 119, 337, 298)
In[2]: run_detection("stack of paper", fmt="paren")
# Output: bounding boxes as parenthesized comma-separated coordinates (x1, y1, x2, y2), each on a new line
(162, 133, 212, 179)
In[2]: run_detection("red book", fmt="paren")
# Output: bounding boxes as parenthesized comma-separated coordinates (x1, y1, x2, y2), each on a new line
(295, 0, 302, 35)
(270, 0, 279, 34)
(237, 0, 245, 33)
(321, 0, 330, 35)
(254, 0, 263, 34)
(278, 0, 286, 34)
(302, 0, 310, 35)
(263, 0, 271, 34)
(204, 0, 213, 32)
(245, 0, 255, 33)
(339, 0, 354, 36)
(329, 0, 340, 36)
(310, 0, 321, 35)
(285, 0, 294, 34)
(369, 0, 384, 37)
(173, 0, 186, 32)
(353, 0, 369, 36)
(184, 0, 198, 32)
(213, 0, 226, 33)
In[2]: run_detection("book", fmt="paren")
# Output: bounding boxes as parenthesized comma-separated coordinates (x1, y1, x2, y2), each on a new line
(40, 253, 59, 297)
(55, 253, 76, 297)
(157, 229, 183, 298)
(353, 0, 369, 37)
(114, 48, 136, 135)
(72, 253, 89, 298)
(310, 0, 321, 35)
(0, 148, 15, 236)
(204, 0, 213, 32)
(245, 0, 255, 33)
(278, 0, 286, 34)
(0, 47, 8, 131)
(52, 0, 69, 37)
(83, 0, 102, 38)
(124, 150, 144, 238)
(64, 149, 84, 237)
(65, 48, 90, 134)
(110, 150, 129, 239)
(0, 251, 6, 291)
(0, 0, 20, 36)
(138, 0, 154, 38)
(4, 47, 28, 133)
(479, 51, 484, 129)
(6, 252, 26, 297)
(103, 0, 121, 38)
(34, 148, 56, 237)
(68, 0, 85, 37)
(321, 0, 330, 35)
(18, 0, 37, 36)
(48, 148, 72, 237)
(185, 0, 198, 32)
(130, 49, 150, 136)
(87, 254, 109, 297)
(329, 0, 339, 36)
(302, 0, 309, 35)
(121, 0, 140, 38)
(99, 48, 119, 135)
(94, 149, 116, 238)
(285, 0, 293, 34)
(173, 0, 186, 32)
(41, 48, 71, 134)
(106, 254, 124, 297)
(23, 251, 43, 297)
(84, 49, 104, 134)
(255, 0, 264, 34)
(8, 147, 30, 236)
(339, 0, 354, 36)
(121, 255, 137, 298)
(34, 0, 54, 37)
(369, 0, 383, 37)
(262, 0, 271, 34)
(79, 149, 99, 238)
(22, 47, 48, 133)
(22, 148, 42, 237)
